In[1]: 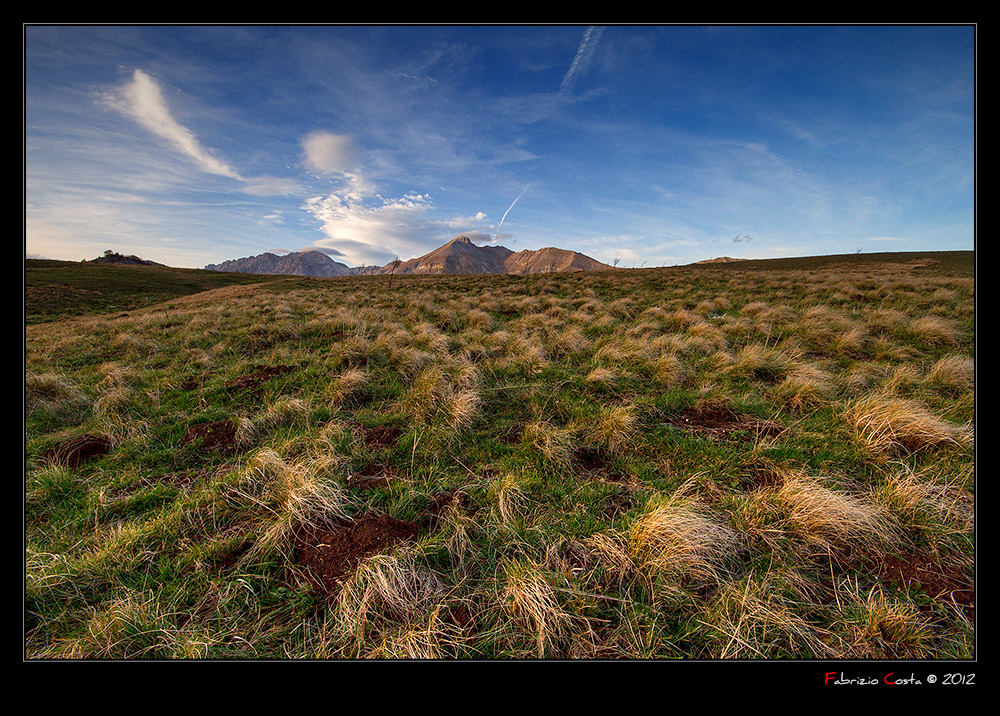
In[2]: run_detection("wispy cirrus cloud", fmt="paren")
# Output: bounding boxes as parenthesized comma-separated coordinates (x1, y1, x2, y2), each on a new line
(102, 69, 244, 180)
(103, 69, 307, 201)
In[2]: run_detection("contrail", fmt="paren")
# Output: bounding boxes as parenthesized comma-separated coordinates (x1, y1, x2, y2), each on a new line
(560, 26, 605, 92)
(496, 184, 529, 236)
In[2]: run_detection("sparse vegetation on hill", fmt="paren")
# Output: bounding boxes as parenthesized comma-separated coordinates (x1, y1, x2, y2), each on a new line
(25, 259, 300, 324)
(24, 251, 974, 659)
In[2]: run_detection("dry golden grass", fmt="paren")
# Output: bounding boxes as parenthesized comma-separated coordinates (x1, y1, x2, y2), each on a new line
(586, 403, 638, 455)
(487, 470, 530, 530)
(25, 371, 89, 420)
(846, 394, 973, 455)
(652, 353, 686, 388)
(772, 362, 835, 411)
(328, 367, 369, 407)
(335, 546, 449, 650)
(589, 489, 736, 596)
(237, 447, 350, 558)
(499, 557, 576, 658)
(700, 569, 835, 659)
(874, 464, 975, 538)
(926, 354, 974, 394)
(834, 579, 936, 659)
(731, 343, 793, 383)
(258, 396, 311, 430)
(775, 472, 899, 556)
(910, 315, 960, 346)
(522, 419, 575, 469)
(70, 589, 184, 659)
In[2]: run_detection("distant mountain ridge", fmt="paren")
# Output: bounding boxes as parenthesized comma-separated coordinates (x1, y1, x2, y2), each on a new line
(205, 250, 356, 277)
(204, 236, 613, 277)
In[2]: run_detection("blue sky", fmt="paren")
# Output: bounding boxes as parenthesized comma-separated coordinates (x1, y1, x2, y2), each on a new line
(25, 25, 975, 269)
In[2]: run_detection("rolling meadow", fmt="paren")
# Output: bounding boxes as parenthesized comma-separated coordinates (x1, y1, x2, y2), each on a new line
(24, 252, 975, 659)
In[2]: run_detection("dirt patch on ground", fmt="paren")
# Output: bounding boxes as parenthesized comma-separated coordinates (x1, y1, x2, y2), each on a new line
(575, 445, 611, 471)
(423, 488, 471, 526)
(574, 445, 632, 484)
(499, 424, 523, 444)
(43, 433, 111, 467)
(735, 464, 786, 491)
(873, 548, 974, 621)
(183, 420, 239, 454)
(667, 406, 783, 441)
(601, 490, 635, 522)
(294, 514, 421, 596)
(345, 463, 401, 491)
(358, 424, 403, 448)
(224, 365, 294, 398)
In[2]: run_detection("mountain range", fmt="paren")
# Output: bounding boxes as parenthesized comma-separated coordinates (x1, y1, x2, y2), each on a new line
(204, 235, 613, 278)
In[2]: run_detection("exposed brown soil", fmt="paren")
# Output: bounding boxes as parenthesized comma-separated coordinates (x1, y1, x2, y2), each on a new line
(602, 490, 635, 522)
(224, 365, 294, 397)
(575, 445, 611, 471)
(575, 445, 630, 483)
(735, 464, 786, 491)
(345, 463, 400, 491)
(873, 548, 975, 621)
(424, 488, 470, 525)
(43, 433, 111, 467)
(499, 424, 523, 444)
(667, 406, 783, 440)
(183, 420, 238, 454)
(294, 514, 421, 596)
(358, 423, 403, 448)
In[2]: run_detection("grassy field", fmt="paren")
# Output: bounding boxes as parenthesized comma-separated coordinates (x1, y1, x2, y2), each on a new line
(25, 258, 303, 324)
(24, 251, 975, 659)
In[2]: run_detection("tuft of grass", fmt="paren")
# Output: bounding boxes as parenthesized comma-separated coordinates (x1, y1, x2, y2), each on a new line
(834, 579, 936, 659)
(335, 546, 449, 652)
(873, 464, 974, 539)
(499, 557, 576, 658)
(589, 489, 736, 597)
(846, 394, 972, 456)
(772, 362, 834, 411)
(586, 403, 638, 455)
(909, 315, 959, 346)
(522, 419, 575, 469)
(775, 472, 899, 556)
(259, 396, 312, 430)
(925, 355, 974, 395)
(328, 368, 370, 408)
(237, 447, 350, 559)
(701, 569, 835, 659)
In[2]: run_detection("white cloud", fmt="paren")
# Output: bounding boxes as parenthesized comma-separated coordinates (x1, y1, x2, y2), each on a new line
(304, 191, 434, 266)
(242, 176, 303, 196)
(446, 212, 488, 228)
(303, 187, 496, 266)
(301, 131, 359, 174)
(103, 69, 243, 180)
